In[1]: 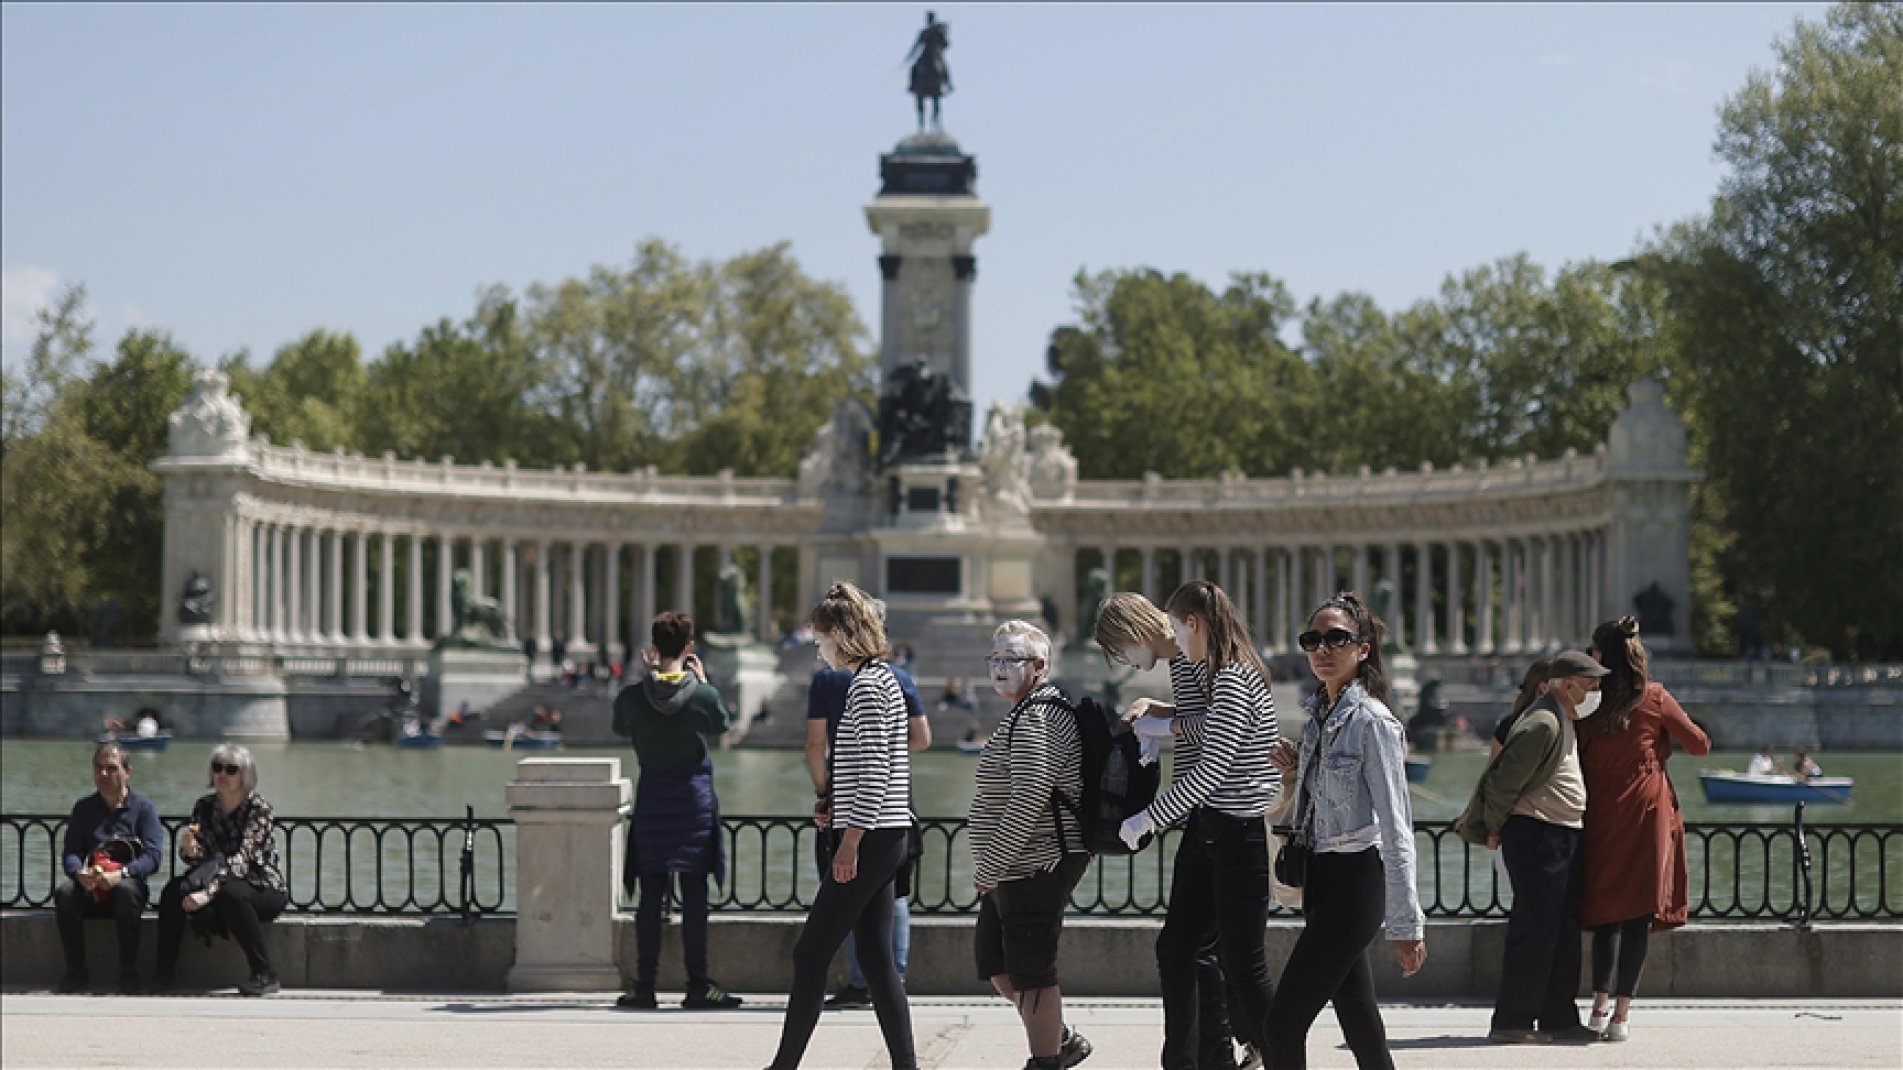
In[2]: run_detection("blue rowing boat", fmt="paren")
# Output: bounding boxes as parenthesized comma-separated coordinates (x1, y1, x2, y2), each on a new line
(1698, 771, 1854, 805)
(1405, 756, 1432, 783)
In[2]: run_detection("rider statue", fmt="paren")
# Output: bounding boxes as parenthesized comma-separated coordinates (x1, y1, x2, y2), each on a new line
(906, 11, 953, 130)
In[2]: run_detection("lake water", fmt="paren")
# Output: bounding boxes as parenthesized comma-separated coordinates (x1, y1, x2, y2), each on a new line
(3, 741, 1897, 917)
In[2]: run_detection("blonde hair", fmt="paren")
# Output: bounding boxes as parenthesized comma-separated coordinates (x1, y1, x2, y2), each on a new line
(1094, 591, 1172, 664)
(809, 581, 889, 664)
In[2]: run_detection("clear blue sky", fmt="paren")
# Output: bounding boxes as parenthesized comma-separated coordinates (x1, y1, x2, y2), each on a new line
(2, 2, 1822, 420)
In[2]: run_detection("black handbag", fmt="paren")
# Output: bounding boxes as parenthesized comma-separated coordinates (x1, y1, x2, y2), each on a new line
(1273, 745, 1318, 889)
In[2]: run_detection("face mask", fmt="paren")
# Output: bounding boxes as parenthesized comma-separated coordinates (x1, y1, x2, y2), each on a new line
(816, 635, 841, 668)
(1571, 690, 1602, 720)
(1120, 645, 1156, 672)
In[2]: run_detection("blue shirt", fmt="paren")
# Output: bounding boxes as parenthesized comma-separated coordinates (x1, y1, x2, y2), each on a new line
(62, 790, 165, 882)
(807, 665, 924, 745)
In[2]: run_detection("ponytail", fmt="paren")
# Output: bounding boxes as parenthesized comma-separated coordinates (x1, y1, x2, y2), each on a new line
(1165, 580, 1271, 697)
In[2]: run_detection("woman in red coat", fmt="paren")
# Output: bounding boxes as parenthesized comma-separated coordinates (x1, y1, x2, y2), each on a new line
(1577, 616, 1710, 1042)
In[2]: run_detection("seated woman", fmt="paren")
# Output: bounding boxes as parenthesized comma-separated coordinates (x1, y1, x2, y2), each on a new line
(154, 744, 288, 996)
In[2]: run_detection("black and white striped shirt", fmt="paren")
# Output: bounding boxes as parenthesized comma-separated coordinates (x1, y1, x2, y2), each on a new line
(968, 682, 1085, 888)
(1151, 659, 1280, 824)
(1167, 654, 1211, 774)
(833, 659, 914, 831)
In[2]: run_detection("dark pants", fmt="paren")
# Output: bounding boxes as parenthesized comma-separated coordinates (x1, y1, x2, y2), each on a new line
(635, 872, 711, 986)
(1195, 941, 1242, 1070)
(1591, 915, 1653, 998)
(1491, 816, 1583, 1032)
(1157, 809, 1277, 1068)
(54, 877, 147, 977)
(156, 877, 288, 979)
(771, 827, 915, 1070)
(1266, 848, 1393, 1070)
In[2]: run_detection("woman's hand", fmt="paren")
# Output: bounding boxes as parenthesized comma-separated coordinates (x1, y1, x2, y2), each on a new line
(1269, 738, 1299, 778)
(831, 829, 862, 884)
(1391, 938, 1426, 977)
(811, 798, 831, 830)
(182, 889, 214, 913)
(177, 827, 199, 858)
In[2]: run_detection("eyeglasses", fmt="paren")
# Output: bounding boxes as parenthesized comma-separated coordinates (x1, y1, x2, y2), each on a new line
(1297, 628, 1362, 653)
(211, 762, 241, 776)
(985, 655, 1038, 669)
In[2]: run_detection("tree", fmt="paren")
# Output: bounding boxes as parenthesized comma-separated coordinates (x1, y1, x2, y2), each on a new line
(222, 329, 368, 452)
(1649, 2, 1903, 659)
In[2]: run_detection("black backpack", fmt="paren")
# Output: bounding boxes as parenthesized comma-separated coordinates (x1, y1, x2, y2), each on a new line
(1051, 694, 1162, 855)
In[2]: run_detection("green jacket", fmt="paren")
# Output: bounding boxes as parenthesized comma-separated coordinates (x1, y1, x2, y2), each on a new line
(612, 671, 732, 773)
(1458, 696, 1566, 845)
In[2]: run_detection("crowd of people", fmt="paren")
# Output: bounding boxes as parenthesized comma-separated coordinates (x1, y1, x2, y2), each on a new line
(53, 574, 1731, 1069)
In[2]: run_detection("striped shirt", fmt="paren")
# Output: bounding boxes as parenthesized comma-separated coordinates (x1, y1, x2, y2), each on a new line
(968, 682, 1086, 888)
(1150, 659, 1280, 825)
(832, 659, 915, 831)
(1167, 654, 1211, 775)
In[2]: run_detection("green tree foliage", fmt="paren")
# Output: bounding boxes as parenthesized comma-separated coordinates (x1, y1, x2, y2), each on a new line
(222, 328, 367, 452)
(1645, 3, 1903, 659)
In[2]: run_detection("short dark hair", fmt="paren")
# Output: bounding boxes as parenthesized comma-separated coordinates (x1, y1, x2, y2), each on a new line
(92, 742, 127, 770)
(652, 612, 695, 659)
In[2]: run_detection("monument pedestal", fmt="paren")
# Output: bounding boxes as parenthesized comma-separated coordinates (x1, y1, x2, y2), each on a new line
(698, 640, 782, 744)
(426, 646, 528, 719)
(506, 758, 630, 992)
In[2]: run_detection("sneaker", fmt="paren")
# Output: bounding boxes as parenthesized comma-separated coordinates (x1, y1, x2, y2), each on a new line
(1587, 1010, 1611, 1035)
(56, 970, 88, 995)
(1542, 1025, 1603, 1044)
(823, 984, 872, 1010)
(1022, 1058, 1062, 1070)
(1604, 1018, 1630, 1042)
(616, 983, 657, 1010)
(238, 973, 279, 997)
(1059, 1025, 1093, 1067)
(1487, 1028, 1550, 1044)
(1238, 1042, 1263, 1070)
(683, 979, 743, 1009)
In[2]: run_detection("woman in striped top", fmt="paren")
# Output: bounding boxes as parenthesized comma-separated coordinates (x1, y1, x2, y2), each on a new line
(1116, 581, 1280, 1070)
(767, 582, 917, 1070)
(969, 620, 1094, 1070)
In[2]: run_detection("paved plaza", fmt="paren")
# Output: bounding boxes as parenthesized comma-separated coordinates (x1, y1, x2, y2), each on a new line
(2, 990, 1897, 1068)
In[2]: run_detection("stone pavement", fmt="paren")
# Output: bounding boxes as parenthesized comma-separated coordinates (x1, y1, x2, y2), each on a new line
(1, 990, 1897, 1069)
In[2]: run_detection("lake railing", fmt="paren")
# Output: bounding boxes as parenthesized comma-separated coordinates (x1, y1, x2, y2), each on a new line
(5, 808, 1896, 922)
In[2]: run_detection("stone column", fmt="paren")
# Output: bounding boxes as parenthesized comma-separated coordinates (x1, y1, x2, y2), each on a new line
(1501, 540, 1522, 655)
(502, 541, 518, 642)
(952, 255, 976, 401)
(1313, 546, 1334, 607)
(534, 539, 552, 651)
(1585, 531, 1602, 635)
(407, 534, 424, 643)
(568, 543, 587, 649)
(635, 544, 656, 637)
(1274, 548, 1292, 653)
(1351, 545, 1370, 601)
(1540, 535, 1558, 651)
(1475, 541, 1495, 655)
(437, 534, 455, 641)
(286, 527, 304, 641)
(378, 533, 395, 642)
(1219, 547, 1234, 594)
(264, 525, 280, 641)
(506, 757, 632, 992)
(1179, 546, 1197, 585)
(470, 540, 487, 599)
(351, 531, 368, 642)
(674, 544, 693, 615)
(878, 255, 902, 382)
(1447, 541, 1467, 654)
(326, 529, 344, 641)
(1415, 540, 1437, 656)
(603, 543, 621, 663)
(1141, 548, 1156, 601)
(1253, 548, 1270, 643)
(1383, 543, 1404, 649)
(1098, 546, 1116, 586)
(758, 546, 776, 644)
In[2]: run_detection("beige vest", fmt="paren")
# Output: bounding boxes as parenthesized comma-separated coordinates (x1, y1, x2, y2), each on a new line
(1512, 704, 1586, 828)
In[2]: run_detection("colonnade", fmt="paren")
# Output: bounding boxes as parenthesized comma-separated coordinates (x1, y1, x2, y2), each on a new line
(1080, 530, 1608, 657)
(227, 520, 795, 656)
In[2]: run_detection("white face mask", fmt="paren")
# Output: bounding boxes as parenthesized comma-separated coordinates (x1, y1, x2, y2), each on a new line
(1571, 689, 1602, 720)
(816, 634, 841, 669)
(1119, 645, 1156, 672)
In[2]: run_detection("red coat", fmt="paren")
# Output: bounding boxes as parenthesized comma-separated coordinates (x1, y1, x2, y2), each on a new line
(1579, 682, 1711, 931)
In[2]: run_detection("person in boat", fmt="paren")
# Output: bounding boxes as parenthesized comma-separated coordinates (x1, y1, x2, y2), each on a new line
(612, 611, 742, 1011)
(1791, 748, 1821, 780)
(55, 742, 164, 994)
(1747, 744, 1777, 776)
(135, 709, 162, 739)
(1577, 616, 1711, 1043)
(1458, 650, 1606, 1045)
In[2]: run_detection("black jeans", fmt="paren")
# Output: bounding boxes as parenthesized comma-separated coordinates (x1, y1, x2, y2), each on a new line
(1157, 809, 1276, 1068)
(1591, 915, 1653, 999)
(770, 827, 915, 1070)
(1266, 848, 1393, 1070)
(54, 877, 147, 977)
(156, 877, 288, 979)
(635, 872, 711, 986)
(1491, 816, 1583, 1032)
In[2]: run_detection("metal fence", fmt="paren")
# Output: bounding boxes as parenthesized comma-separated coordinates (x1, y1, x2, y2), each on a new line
(6, 808, 1897, 922)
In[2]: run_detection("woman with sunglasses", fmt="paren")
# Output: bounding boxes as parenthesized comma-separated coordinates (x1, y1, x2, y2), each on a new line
(1117, 580, 1280, 1070)
(1265, 592, 1425, 1069)
(154, 744, 287, 996)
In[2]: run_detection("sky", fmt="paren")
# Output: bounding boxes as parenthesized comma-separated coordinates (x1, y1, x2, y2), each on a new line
(1, 2, 1823, 422)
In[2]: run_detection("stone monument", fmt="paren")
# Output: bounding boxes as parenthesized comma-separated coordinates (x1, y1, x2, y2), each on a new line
(425, 568, 526, 720)
(699, 559, 779, 743)
(1372, 579, 1421, 717)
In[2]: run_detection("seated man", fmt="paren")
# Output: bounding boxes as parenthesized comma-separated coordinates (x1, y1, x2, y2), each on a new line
(56, 742, 164, 993)
(1747, 745, 1777, 776)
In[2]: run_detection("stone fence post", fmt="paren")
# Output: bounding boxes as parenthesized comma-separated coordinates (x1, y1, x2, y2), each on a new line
(506, 757, 630, 991)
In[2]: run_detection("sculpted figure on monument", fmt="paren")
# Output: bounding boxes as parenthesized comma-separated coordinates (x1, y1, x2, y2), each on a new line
(1027, 423, 1078, 500)
(167, 369, 251, 457)
(178, 570, 215, 625)
(444, 569, 511, 649)
(1371, 579, 1407, 655)
(1633, 581, 1676, 638)
(715, 561, 753, 638)
(1078, 567, 1111, 650)
(877, 360, 971, 467)
(798, 399, 875, 497)
(905, 11, 953, 130)
(979, 404, 1032, 518)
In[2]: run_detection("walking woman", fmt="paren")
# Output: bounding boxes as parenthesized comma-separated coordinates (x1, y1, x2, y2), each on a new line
(767, 582, 916, 1070)
(1578, 616, 1710, 1042)
(1116, 581, 1280, 1070)
(1266, 593, 1426, 1069)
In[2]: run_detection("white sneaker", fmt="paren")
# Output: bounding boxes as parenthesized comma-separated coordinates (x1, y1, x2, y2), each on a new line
(1587, 1011, 1611, 1035)
(1603, 1018, 1630, 1042)
(1238, 1043, 1263, 1070)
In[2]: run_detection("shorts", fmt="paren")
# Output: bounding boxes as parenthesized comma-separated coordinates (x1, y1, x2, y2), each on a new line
(973, 853, 1091, 990)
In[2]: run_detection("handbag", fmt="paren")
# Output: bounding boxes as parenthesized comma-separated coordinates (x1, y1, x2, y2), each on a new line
(1273, 737, 1319, 890)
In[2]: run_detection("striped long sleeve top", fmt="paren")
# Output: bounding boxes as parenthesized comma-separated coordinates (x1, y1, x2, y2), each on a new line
(832, 659, 915, 831)
(1148, 659, 1280, 825)
(968, 682, 1086, 889)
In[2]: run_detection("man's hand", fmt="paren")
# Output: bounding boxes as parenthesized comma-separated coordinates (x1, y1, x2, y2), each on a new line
(74, 869, 99, 893)
(1392, 939, 1427, 977)
(1486, 833, 1500, 851)
(181, 889, 213, 913)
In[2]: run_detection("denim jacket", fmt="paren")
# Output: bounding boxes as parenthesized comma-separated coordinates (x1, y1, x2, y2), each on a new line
(1293, 681, 1425, 941)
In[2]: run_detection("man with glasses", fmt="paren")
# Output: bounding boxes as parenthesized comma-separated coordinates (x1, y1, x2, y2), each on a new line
(1459, 650, 1608, 1044)
(55, 742, 164, 993)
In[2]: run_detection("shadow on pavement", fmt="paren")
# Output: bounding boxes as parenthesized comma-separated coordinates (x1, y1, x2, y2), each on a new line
(1382, 1034, 1502, 1050)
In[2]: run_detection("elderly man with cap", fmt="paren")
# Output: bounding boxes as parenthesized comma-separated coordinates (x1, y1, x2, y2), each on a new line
(1460, 649, 1608, 1044)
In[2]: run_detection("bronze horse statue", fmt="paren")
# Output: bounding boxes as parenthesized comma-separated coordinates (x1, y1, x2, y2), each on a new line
(906, 12, 952, 129)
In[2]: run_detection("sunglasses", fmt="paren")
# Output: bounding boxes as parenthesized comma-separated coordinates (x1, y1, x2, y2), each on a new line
(211, 762, 241, 776)
(1298, 628, 1363, 653)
